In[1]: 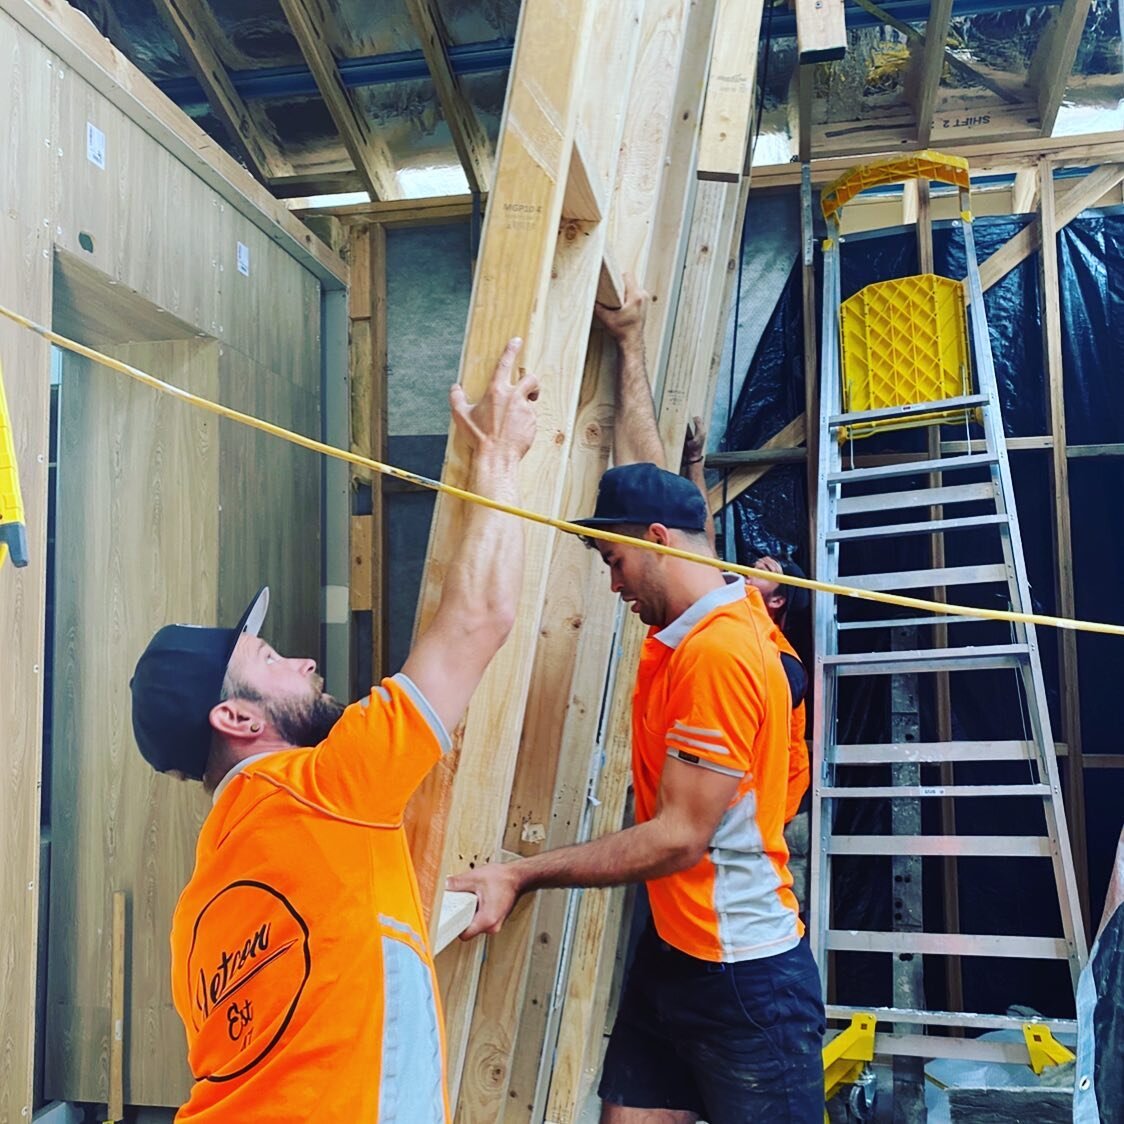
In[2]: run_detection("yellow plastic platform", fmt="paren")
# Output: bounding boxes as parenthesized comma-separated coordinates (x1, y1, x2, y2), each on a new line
(821, 150, 971, 222)
(839, 273, 973, 440)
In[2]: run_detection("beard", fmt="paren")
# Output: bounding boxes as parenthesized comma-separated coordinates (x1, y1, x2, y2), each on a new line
(268, 691, 347, 748)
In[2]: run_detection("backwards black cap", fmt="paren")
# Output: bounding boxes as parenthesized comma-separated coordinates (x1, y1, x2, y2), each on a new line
(130, 587, 269, 780)
(574, 463, 708, 534)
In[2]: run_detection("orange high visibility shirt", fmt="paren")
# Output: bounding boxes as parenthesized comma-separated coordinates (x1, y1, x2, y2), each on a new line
(772, 625, 810, 823)
(169, 675, 451, 1123)
(633, 577, 803, 963)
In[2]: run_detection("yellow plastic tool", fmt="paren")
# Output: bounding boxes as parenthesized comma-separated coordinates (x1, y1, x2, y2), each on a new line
(823, 1011, 877, 1119)
(0, 358, 28, 568)
(1023, 1022, 1076, 1075)
(821, 150, 972, 221)
(839, 272, 974, 440)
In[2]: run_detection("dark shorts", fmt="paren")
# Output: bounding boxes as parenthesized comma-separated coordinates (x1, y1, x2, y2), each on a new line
(598, 926, 826, 1123)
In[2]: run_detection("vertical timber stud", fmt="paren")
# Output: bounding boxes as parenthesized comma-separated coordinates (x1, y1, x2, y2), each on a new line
(907, 0, 953, 146)
(696, 0, 766, 182)
(794, 0, 847, 64)
(457, 5, 704, 1120)
(1038, 159, 1090, 930)
(347, 223, 389, 681)
(402, 0, 599, 1102)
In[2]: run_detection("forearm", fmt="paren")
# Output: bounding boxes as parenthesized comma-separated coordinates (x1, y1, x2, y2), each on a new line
(612, 334, 666, 467)
(683, 456, 717, 551)
(437, 446, 523, 634)
(512, 817, 701, 893)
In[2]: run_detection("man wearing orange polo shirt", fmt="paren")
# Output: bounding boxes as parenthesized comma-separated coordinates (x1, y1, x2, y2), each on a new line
(450, 285, 824, 1118)
(129, 339, 538, 1122)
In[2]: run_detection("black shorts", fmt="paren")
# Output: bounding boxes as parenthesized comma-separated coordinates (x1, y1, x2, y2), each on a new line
(598, 926, 826, 1123)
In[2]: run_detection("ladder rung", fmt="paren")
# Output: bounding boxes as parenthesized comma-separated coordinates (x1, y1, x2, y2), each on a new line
(827, 1004, 1077, 1035)
(832, 741, 1036, 764)
(827, 834, 1053, 857)
(824, 644, 1028, 675)
(837, 614, 990, 631)
(842, 563, 1009, 591)
(820, 784, 1051, 799)
(829, 394, 988, 429)
(828, 513, 1008, 542)
(836, 481, 997, 516)
(828, 452, 998, 484)
(825, 931, 1071, 959)
(859, 1034, 1043, 1065)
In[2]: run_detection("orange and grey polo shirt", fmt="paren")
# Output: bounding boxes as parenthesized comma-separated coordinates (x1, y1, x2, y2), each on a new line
(170, 674, 451, 1122)
(633, 576, 803, 963)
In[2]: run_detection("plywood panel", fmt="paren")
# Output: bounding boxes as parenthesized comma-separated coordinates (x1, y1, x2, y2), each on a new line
(217, 344, 321, 656)
(0, 14, 57, 1123)
(46, 340, 220, 1107)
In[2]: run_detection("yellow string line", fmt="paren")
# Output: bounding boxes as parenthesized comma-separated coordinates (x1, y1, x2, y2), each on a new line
(3, 302, 1123, 639)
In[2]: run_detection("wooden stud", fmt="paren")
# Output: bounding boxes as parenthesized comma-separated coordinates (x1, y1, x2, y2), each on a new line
(908, 0, 954, 146)
(707, 414, 808, 512)
(562, 136, 604, 223)
(404, 0, 494, 196)
(1012, 167, 1040, 214)
(152, 0, 288, 182)
(298, 194, 480, 227)
(795, 0, 847, 64)
(1029, 0, 1095, 138)
(107, 891, 126, 1123)
(1038, 159, 1091, 931)
(696, 0, 766, 182)
(278, 0, 401, 202)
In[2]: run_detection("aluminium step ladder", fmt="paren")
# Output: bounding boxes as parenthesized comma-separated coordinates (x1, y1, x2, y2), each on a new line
(809, 153, 1088, 1065)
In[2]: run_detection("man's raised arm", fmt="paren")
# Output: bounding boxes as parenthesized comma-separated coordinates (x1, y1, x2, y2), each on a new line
(401, 338, 539, 734)
(594, 273, 665, 468)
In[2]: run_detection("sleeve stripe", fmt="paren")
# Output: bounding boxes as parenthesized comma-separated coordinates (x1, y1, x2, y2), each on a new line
(667, 748, 744, 778)
(672, 722, 726, 741)
(391, 673, 453, 754)
(668, 734, 732, 756)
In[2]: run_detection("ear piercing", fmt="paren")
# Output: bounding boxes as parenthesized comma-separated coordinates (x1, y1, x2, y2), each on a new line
(250, 722, 262, 733)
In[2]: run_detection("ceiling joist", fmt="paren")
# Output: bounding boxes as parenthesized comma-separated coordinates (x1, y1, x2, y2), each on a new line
(404, 0, 494, 196)
(1030, 0, 1095, 136)
(907, 0, 954, 146)
(278, 0, 401, 201)
(153, 0, 288, 182)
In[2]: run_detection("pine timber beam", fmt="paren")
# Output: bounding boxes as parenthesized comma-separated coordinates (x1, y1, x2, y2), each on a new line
(152, 0, 288, 183)
(402, 0, 619, 1105)
(907, 0, 954, 147)
(1029, 0, 1094, 138)
(696, 0, 765, 182)
(2, 0, 348, 287)
(545, 171, 748, 1124)
(752, 131, 1124, 191)
(1012, 167, 1040, 213)
(461, 8, 713, 1119)
(1038, 159, 1090, 932)
(404, 0, 494, 196)
(298, 194, 479, 227)
(347, 222, 389, 680)
(974, 163, 1124, 293)
(277, 0, 401, 201)
(794, 0, 847, 64)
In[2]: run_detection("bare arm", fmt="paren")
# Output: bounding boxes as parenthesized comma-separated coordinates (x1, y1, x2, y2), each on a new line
(448, 757, 741, 938)
(594, 273, 666, 468)
(400, 338, 539, 734)
(681, 415, 716, 551)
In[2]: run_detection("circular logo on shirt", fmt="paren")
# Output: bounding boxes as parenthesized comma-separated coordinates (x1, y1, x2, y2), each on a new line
(186, 880, 311, 1081)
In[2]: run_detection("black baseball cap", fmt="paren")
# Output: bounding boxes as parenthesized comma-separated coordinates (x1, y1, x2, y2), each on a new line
(752, 556, 810, 617)
(575, 463, 708, 534)
(130, 587, 270, 780)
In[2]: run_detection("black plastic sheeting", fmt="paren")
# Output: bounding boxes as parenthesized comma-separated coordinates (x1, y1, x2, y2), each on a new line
(718, 210, 1124, 1019)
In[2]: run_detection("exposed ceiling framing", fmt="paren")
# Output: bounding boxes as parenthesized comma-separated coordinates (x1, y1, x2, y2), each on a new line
(67, 0, 1119, 201)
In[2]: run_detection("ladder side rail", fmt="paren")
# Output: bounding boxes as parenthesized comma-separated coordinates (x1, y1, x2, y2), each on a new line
(810, 214, 845, 987)
(960, 204, 1089, 970)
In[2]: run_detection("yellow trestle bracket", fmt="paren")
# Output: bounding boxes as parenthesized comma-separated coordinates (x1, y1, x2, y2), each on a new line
(1024, 1022, 1076, 1075)
(823, 1012, 877, 1120)
(0, 358, 28, 569)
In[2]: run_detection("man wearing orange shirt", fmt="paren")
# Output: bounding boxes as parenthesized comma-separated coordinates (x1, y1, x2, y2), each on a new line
(129, 340, 537, 1122)
(450, 288, 824, 1121)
